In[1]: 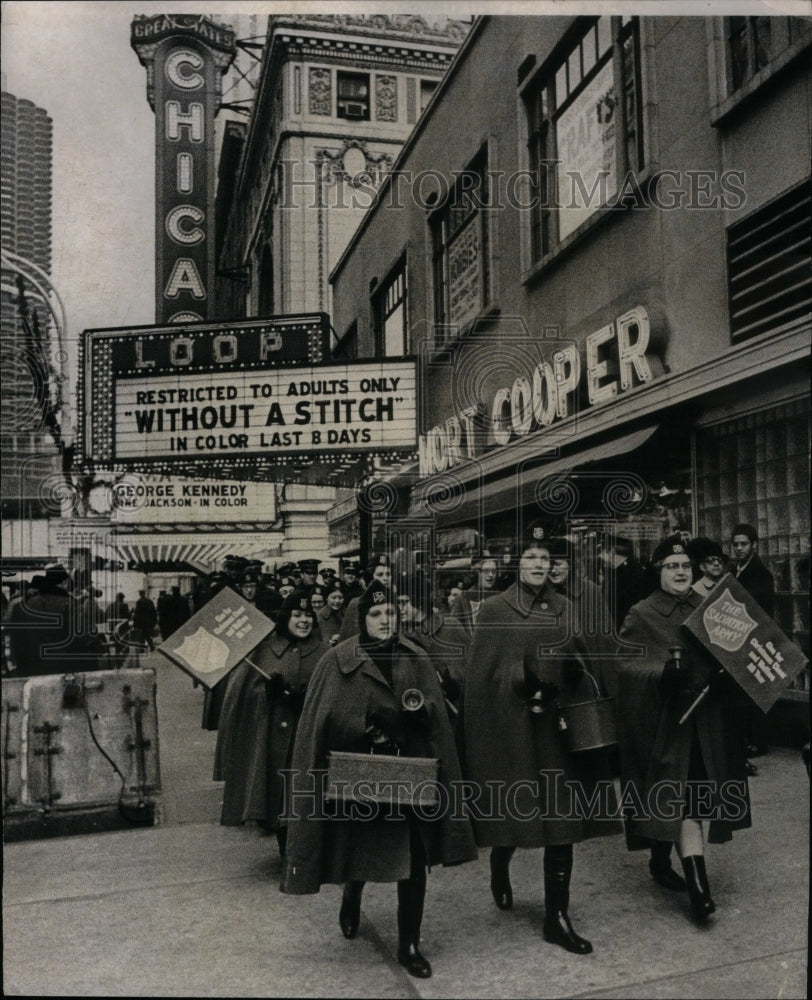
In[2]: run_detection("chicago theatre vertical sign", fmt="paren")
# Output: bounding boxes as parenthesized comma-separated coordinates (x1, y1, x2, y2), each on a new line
(131, 14, 236, 324)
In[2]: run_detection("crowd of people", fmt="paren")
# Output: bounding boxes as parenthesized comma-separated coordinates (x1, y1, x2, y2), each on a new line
(1, 522, 788, 979)
(199, 522, 781, 979)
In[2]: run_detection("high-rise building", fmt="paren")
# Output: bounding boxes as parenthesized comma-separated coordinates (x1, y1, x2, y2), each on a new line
(0, 90, 62, 544)
(1, 92, 52, 275)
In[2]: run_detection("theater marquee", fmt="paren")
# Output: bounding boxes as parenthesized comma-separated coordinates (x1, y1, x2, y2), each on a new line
(79, 316, 417, 485)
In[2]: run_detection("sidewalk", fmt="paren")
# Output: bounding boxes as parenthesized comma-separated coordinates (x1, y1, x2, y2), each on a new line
(3, 662, 809, 998)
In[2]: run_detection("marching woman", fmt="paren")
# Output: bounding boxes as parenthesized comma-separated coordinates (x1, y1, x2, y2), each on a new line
(463, 522, 620, 955)
(281, 580, 477, 979)
(213, 589, 328, 857)
(317, 580, 345, 647)
(615, 534, 751, 923)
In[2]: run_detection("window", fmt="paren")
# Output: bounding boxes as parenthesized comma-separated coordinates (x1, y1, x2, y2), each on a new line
(524, 16, 643, 261)
(725, 17, 806, 93)
(431, 151, 490, 347)
(695, 399, 810, 680)
(419, 79, 438, 113)
(710, 17, 812, 121)
(726, 181, 811, 343)
(337, 72, 370, 121)
(374, 261, 408, 357)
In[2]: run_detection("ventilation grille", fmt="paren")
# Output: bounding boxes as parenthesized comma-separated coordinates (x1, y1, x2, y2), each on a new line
(727, 179, 811, 342)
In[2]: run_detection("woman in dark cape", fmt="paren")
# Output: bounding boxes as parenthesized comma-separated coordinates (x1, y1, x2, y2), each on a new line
(616, 534, 751, 923)
(281, 580, 477, 979)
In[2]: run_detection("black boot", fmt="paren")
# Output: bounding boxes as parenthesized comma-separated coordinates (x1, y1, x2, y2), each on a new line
(649, 841, 686, 891)
(275, 826, 287, 858)
(680, 856, 716, 922)
(339, 880, 365, 940)
(397, 874, 431, 978)
(542, 845, 593, 955)
(490, 846, 515, 910)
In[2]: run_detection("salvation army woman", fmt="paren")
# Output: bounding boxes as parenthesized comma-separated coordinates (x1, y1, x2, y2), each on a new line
(213, 589, 327, 855)
(281, 579, 477, 980)
(463, 522, 620, 956)
(615, 534, 752, 923)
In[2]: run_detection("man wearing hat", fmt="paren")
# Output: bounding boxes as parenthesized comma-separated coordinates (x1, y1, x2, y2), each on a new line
(688, 538, 728, 599)
(338, 555, 393, 642)
(339, 561, 364, 603)
(297, 559, 322, 596)
(17, 565, 104, 675)
(133, 589, 158, 650)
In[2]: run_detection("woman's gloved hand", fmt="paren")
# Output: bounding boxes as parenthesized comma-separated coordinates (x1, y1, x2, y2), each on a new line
(523, 665, 559, 714)
(659, 653, 691, 697)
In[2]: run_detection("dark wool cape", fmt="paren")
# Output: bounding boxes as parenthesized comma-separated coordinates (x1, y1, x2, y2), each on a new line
(463, 581, 621, 849)
(214, 631, 327, 828)
(616, 588, 752, 846)
(281, 635, 477, 894)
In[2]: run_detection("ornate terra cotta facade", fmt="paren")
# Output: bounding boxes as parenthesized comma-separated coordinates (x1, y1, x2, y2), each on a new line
(213, 13, 469, 563)
(214, 13, 469, 323)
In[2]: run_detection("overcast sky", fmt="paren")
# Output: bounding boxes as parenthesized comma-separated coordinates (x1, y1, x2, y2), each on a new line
(1, 0, 801, 376)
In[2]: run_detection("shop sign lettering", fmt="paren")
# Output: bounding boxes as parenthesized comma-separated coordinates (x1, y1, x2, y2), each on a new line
(419, 305, 658, 476)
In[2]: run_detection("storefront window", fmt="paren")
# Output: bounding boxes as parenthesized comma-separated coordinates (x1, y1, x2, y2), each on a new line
(695, 398, 811, 676)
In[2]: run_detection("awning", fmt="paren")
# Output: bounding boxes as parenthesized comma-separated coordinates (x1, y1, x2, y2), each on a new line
(111, 532, 283, 574)
(412, 424, 660, 524)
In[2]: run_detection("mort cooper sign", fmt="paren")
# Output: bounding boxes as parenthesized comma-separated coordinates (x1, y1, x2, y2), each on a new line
(113, 361, 417, 461)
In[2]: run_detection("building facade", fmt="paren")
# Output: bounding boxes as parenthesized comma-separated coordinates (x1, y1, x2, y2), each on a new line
(330, 15, 810, 676)
(0, 89, 63, 563)
(214, 13, 469, 561)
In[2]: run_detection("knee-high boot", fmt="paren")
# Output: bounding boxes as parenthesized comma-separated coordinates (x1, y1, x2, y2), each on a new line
(490, 845, 516, 910)
(542, 844, 593, 955)
(275, 826, 287, 858)
(397, 873, 431, 978)
(339, 880, 365, 939)
(649, 840, 686, 891)
(680, 856, 716, 922)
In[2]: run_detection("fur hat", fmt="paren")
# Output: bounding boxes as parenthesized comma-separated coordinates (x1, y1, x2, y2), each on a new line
(651, 533, 692, 565)
(358, 579, 394, 622)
